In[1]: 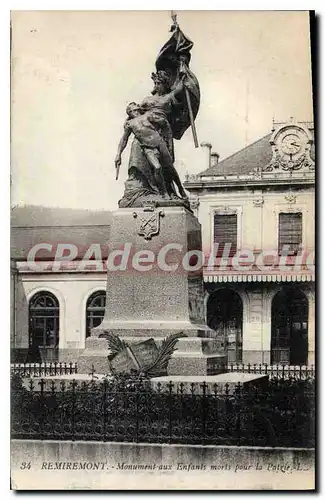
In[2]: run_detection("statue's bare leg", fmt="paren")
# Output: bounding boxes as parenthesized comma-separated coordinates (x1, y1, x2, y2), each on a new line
(159, 144, 188, 200)
(144, 148, 169, 198)
(172, 174, 188, 199)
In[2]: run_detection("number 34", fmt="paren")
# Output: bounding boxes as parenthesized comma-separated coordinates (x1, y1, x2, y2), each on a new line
(20, 462, 31, 470)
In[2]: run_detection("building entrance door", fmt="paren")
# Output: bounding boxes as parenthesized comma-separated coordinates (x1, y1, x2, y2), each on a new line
(207, 289, 243, 362)
(271, 288, 308, 365)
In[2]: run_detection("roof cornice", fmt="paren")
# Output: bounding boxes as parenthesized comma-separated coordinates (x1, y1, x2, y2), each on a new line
(184, 174, 315, 191)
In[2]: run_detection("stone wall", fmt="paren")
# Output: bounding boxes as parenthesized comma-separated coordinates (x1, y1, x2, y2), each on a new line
(197, 188, 314, 254)
(14, 272, 106, 351)
(11, 440, 314, 490)
(205, 282, 315, 365)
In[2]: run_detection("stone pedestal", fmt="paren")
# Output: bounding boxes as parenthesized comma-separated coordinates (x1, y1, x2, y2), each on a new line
(78, 206, 226, 375)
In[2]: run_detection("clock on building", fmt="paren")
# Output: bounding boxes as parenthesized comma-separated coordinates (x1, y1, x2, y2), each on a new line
(276, 127, 307, 158)
(266, 123, 314, 172)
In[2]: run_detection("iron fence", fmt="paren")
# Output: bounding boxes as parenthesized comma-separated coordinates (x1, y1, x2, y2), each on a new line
(10, 362, 315, 379)
(11, 362, 78, 377)
(227, 363, 315, 379)
(11, 374, 315, 448)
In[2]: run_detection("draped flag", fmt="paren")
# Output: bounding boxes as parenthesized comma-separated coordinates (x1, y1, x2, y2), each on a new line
(155, 24, 200, 141)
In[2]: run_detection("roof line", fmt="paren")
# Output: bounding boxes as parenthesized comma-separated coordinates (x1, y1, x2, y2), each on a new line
(199, 132, 272, 175)
(11, 224, 111, 229)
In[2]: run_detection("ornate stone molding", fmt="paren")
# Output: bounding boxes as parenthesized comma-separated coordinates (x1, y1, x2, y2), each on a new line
(278, 205, 303, 214)
(264, 152, 314, 172)
(216, 204, 236, 215)
(284, 193, 297, 204)
(189, 197, 200, 211)
(253, 167, 263, 179)
(185, 173, 200, 182)
(253, 197, 264, 207)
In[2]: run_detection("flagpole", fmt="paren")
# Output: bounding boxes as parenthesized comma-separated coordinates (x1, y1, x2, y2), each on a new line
(170, 11, 199, 148)
(184, 86, 199, 148)
(170, 10, 178, 29)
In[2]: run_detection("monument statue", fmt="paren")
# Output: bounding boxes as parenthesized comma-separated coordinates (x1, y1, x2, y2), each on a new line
(79, 13, 227, 377)
(115, 14, 200, 209)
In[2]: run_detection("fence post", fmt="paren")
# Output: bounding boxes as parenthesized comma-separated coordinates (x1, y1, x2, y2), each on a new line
(71, 379, 77, 441)
(167, 381, 174, 444)
(38, 378, 45, 439)
(135, 379, 140, 443)
(201, 381, 207, 442)
(235, 382, 242, 446)
(224, 383, 230, 438)
(179, 382, 184, 437)
(102, 378, 108, 441)
(213, 383, 218, 444)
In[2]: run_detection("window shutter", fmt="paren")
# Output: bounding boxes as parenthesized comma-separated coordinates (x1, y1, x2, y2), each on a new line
(214, 214, 237, 256)
(278, 213, 302, 254)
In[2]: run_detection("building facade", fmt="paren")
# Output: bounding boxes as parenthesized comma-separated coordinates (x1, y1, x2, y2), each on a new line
(184, 120, 315, 365)
(11, 207, 109, 362)
(11, 121, 315, 367)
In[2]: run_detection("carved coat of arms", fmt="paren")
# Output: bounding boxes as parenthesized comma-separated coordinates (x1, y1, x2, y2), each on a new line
(133, 205, 165, 240)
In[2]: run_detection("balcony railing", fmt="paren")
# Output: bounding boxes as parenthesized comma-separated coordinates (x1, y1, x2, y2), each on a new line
(11, 362, 315, 380)
(11, 362, 78, 377)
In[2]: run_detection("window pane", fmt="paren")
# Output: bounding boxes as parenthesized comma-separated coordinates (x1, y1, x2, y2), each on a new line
(45, 318, 57, 347)
(214, 214, 237, 256)
(29, 292, 60, 358)
(31, 292, 59, 310)
(86, 291, 106, 337)
(89, 294, 106, 308)
(279, 213, 302, 254)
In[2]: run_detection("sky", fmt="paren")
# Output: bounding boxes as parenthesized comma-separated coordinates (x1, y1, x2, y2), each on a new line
(10, 10, 314, 210)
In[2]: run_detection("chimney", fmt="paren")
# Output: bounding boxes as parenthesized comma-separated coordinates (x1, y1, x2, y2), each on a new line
(211, 152, 220, 168)
(200, 142, 212, 170)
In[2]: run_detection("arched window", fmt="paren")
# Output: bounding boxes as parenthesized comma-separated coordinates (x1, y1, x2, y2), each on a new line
(29, 291, 60, 361)
(207, 288, 243, 363)
(86, 291, 106, 337)
(271, 288, 308, 365)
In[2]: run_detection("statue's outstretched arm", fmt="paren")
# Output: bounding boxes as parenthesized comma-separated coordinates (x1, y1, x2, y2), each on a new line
(116, 126, 132, 161)
(115, 125, 132, 179)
